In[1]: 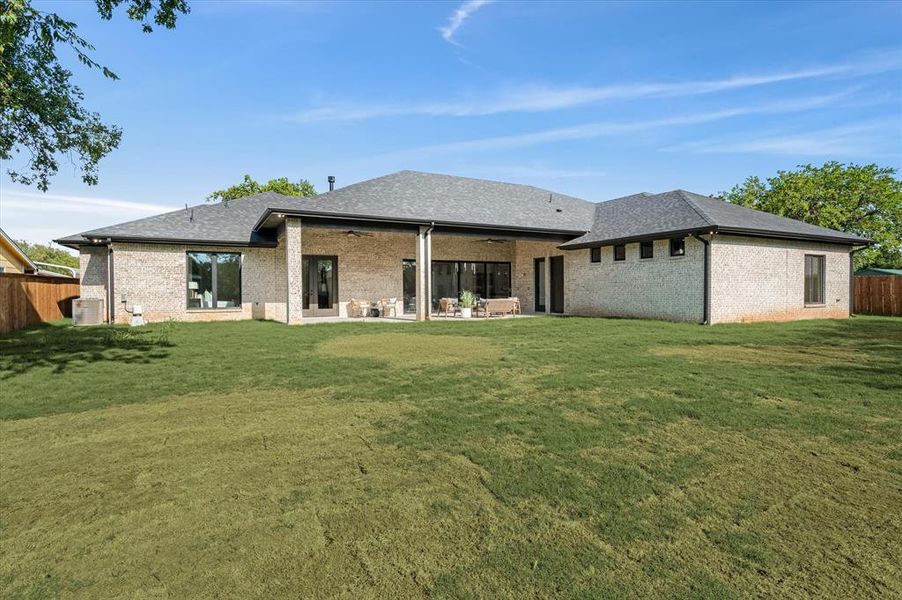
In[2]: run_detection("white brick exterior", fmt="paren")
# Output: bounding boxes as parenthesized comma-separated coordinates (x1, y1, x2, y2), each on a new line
(566, 237, 706, 322)
(78, 226, 853, 325)
(709, 235, 850, 323)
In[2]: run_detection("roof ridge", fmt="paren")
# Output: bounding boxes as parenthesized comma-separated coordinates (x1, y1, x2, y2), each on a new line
(675, 189, 715, 228)
(387, 170, 596, 206)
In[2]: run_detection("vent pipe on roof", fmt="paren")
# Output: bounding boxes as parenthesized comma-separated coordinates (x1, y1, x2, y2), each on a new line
(328, 175, 335, 192)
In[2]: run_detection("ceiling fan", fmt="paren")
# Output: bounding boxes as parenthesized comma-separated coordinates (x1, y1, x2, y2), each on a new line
(344, 230, 373, 237)
(480, 238, 508, 244)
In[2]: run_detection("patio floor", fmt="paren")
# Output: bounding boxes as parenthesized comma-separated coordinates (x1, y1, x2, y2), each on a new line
(302, 313, 534, 325)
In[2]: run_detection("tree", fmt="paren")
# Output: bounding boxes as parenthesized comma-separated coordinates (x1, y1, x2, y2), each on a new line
(0, 0, 189, 191)
(207, 175, 317, 202)
(722, 162, 902, 269)
(17, 240, 79, 275)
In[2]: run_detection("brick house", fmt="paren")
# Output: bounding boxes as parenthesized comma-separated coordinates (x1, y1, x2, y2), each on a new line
(56, 171, 870, 325)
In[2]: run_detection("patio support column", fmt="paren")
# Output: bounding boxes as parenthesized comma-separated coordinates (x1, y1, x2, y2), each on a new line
(416, 225, 432, 321)
(285, 217, 303, 325)
(544, 251, 552, 313)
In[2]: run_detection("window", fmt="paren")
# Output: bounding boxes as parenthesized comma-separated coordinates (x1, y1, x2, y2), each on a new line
(640, 241, 654, 259)
(613, 244, 626, 262)
(590, 247, 601, 263)
(187, 252, 241, 309)
(670, 237, 685, 257)
(804, 255, 826, 305)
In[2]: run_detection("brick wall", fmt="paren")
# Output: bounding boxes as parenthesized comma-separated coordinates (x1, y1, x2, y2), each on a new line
(79, 229, 851, 325)
(83, 228, 526, 323)
(566, 237, 706, 322)
(103, 243, 285, 324)
(79, 246, 109, 318)
(709, 235, 850, 323)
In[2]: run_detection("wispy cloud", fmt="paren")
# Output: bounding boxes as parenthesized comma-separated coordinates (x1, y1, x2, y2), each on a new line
(663, 120, 902, 157)
(0, 190, 174, 246)
(286, 50, 902, 123)
(2, 191, 172, 215)
(439, 0, 493, 46)
(376, 90, 854, 158)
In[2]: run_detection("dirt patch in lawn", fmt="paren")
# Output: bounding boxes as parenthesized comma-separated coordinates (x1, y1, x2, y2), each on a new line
(0, 389, 508, 598)
(317, 332, 500, 367)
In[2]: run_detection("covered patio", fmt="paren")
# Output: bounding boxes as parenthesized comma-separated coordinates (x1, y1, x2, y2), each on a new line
(255, 214, 570, 325)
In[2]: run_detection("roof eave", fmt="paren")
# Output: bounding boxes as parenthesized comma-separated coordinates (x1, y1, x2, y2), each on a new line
(560, 225, 872, 250)
(560, 227, 713, 250)
(255, 208, 588, 237)
(714, 226, 873, 246)
(53, 235, 278, 249)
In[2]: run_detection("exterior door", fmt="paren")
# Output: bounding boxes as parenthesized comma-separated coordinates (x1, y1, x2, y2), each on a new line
(550, 256, 564, 314)
(534, 258, 546, 312)
(303, 256, 338, 317)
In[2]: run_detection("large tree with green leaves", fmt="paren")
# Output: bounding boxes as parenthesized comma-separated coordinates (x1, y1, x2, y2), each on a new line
(0, 0, 189, 191)
(207, 175, 317, 202)
(722, 162, 902, 269)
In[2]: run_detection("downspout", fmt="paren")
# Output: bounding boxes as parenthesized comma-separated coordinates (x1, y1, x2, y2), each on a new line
(106, 240, 114, 324)
(691, 233, 712, 325)
(848, 245, 869, 317)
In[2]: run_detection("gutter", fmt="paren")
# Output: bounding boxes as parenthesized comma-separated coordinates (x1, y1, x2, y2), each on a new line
(691, 233, 712, 325)
(253, 208, 586, 237)
(560, 226, 871, 251)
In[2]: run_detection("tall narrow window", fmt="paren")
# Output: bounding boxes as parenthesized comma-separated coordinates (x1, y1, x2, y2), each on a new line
(670, 238, 685, 257)
(613, 244, 626, 262)
(640, 241, 654, 259)
(590, 247, 601, 263)
(804, 255, 826, 305)
(187, 252, 241, 308)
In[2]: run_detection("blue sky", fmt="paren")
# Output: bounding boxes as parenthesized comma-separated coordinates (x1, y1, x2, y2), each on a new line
(2, 0, 901, 247)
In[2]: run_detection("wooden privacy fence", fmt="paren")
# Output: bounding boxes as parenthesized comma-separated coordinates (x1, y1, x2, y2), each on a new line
(0, 273, 81, 334)
(854, 275, 902, 317)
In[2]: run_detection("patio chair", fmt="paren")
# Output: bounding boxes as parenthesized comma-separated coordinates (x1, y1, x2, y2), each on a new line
(510, 297, 521, 315)
(347, 298, 360, 318)
(438, 297, 459, 317)
(379, 297, 398, 318)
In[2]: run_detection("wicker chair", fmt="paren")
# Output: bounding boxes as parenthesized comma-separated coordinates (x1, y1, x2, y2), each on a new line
(347, 298, 361, 318)
(438, 297, 459, 318)
(379, 297, 398, 318)
(510, 297, 521, 315)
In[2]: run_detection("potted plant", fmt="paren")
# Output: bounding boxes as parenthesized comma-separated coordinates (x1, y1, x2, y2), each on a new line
(459, 290, 477, 319)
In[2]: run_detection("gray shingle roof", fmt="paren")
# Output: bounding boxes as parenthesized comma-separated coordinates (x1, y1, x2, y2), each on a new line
(259, 170, 597, 233)
(560, 189, 870, 248)
(56, 192, 285, 247)
(56, 173, 870, 249)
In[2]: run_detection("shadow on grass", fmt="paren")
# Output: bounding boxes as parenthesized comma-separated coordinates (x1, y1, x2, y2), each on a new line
(0, 321, 174, 379)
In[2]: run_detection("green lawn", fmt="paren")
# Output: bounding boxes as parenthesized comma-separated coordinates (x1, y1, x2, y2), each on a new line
(1, 316, 900, 598)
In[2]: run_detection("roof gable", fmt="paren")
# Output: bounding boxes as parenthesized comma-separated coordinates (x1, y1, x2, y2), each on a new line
(561, 189, 870, 248)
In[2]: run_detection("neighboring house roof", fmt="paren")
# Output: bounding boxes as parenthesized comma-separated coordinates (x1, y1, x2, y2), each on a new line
(0, 228, 38, 273)
(855, 267, 902, 276)
(255, 170, 598, 234)
(560, 189, 871, 248)
(55, 171, 871, 249)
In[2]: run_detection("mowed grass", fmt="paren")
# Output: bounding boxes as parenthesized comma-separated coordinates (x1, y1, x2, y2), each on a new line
(1, 316, 901, 598)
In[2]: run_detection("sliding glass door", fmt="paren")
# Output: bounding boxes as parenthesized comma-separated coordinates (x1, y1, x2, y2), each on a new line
(403, 259, 513, 313)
